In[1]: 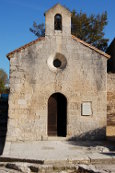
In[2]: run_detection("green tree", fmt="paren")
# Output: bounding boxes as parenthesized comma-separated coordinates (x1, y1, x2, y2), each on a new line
(0, 69, 8, 93)
(71, 10, 108, 51)
(30, 10, 109, 51)
(30, 22, 45, 37)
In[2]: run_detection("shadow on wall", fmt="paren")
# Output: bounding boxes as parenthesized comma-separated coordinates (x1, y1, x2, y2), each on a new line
(67, 127, 115, 151)
(67, 127, 106, 142)
(0, 95, 8, 155)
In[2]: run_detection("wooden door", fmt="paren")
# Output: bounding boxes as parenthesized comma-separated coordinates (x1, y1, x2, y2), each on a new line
(48, 93, 67, 137)
(48, 95, 57, 136)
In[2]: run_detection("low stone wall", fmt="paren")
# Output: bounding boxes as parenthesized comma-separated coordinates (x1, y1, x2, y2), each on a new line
(107, 73, 115, 140)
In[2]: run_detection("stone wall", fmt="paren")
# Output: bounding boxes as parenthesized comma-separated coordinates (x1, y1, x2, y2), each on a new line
(6, 34, 107, 142)
(45, 4, 71, 37)
(107, 73, 115, 140)
(6, 4, 108, 142)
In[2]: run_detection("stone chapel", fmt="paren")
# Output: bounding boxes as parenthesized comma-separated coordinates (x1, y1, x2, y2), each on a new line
(6, 4, 110, 141)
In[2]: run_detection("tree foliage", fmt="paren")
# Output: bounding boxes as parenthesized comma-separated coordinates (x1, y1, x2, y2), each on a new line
(30, 10, 109, 51)
(0, 69, 8, 93)
(71, 10, 109, 51)
(30, 22, 45, 37)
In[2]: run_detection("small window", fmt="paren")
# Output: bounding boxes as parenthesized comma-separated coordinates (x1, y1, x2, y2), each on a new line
(53, 59, 62, 68)
(54, 14, 62, 30)
(81, 102, 92, 116)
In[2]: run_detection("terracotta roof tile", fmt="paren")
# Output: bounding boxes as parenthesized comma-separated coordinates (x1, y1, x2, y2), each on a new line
(72, 35, 110, 59)
(7, 37, 45, 59)
(7, 35, 110, 60)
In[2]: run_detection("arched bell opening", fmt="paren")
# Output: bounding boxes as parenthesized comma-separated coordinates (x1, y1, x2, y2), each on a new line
(54, 14, 62, 30)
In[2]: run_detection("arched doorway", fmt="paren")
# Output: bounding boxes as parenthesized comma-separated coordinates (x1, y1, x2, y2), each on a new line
(48, 93, 67, 137)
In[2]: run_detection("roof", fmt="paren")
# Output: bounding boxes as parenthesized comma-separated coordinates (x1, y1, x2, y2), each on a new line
(7, 35, 110, 60)
(44, 3, 71, 16)
(6, 37, 45, 59)
(72, 35, 110, 59)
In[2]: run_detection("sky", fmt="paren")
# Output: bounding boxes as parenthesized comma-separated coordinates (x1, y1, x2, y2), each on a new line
(0, 0, 115, 77)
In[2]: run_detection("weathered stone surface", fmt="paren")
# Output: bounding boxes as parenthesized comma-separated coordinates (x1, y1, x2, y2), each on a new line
(1, 139, 115, 172)
(107, 73, 115, 140)
(0, 161, 114, 173)
(6, 4, 107, 142)
(5, 163, 22, 172)
(77, 164, 108, 173)
(29, 165, 39, 172)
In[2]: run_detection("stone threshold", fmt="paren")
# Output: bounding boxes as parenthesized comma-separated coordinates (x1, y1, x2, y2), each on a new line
(47, 137, 67, 141)
(0, 156, 115, 165)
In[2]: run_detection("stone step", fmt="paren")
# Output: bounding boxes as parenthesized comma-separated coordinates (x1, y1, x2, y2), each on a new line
(0, 158, 114, 173)
(48, 136, 67, 141)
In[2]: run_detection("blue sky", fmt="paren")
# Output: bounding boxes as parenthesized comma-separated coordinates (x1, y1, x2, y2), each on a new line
(0, 0, 115, 76)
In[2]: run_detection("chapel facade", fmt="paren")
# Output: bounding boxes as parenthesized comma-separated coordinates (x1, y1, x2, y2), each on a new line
(6, 4, 110, 141)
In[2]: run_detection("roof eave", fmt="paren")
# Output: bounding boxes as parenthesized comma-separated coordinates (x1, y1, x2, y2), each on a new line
(6, 37, 45, 60)
(72, 35, 110, 59)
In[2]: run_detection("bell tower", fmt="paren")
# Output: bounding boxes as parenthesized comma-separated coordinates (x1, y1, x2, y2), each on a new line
(44, 4, 71, 36)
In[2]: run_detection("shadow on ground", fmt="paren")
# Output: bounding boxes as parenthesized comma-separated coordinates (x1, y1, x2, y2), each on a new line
(101, 152, 115, 156)
(0, 98, 8, 155)
(67, 127, 115, 152)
